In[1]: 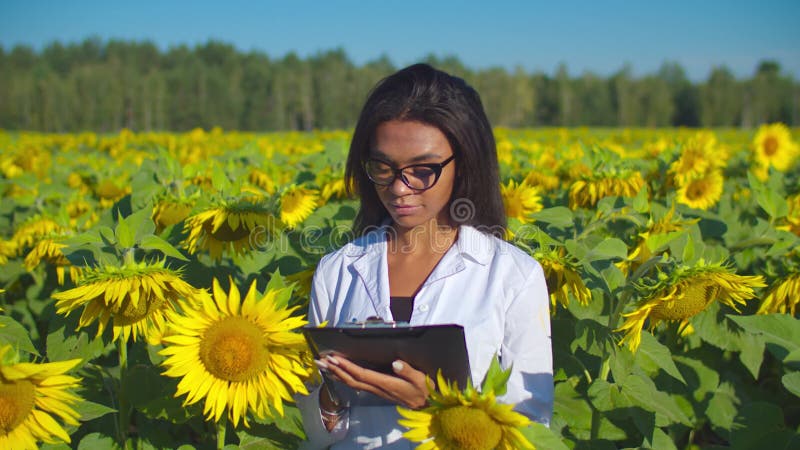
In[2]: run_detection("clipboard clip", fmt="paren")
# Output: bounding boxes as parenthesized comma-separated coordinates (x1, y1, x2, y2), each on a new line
(344, 316, 409, 328)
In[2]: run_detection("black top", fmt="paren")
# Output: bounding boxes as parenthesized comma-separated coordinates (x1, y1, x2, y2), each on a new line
(389, 296, 414, 323)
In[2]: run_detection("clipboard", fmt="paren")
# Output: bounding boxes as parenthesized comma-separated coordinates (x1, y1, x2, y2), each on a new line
(303, 323, 471, 388)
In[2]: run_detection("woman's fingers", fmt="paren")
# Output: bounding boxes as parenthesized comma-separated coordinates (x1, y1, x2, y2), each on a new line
(323, 356, 429, 408)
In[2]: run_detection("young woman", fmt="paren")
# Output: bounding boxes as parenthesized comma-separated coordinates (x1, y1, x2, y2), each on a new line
(297, 63, 553, 449)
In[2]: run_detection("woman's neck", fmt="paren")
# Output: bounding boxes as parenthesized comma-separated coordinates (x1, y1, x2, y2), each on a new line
(387, 219, 458, 257)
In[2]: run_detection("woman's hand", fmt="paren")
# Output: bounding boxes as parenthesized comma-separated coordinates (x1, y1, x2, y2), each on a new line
(317, 355, 430, 409)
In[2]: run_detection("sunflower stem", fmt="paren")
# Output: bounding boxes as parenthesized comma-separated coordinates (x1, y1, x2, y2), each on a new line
(117, 339, 132, 449)
(217, 413, 228, 450)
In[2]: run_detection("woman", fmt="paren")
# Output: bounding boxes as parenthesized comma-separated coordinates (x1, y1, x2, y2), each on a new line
(297, 63, 552, 449)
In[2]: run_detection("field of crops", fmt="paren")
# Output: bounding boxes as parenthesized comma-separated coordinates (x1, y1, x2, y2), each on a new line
(0, 125, 798, 449)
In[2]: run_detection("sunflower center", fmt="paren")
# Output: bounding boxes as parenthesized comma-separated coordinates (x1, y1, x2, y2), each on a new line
(111, 283, 168, 325)
(203, 219, 251, 242)
(0, 380, 36, 435)
(199, 316, 268, 382)
(437, 405, 503, 450)
(686, 179, 707, 201)
(651, 281, 721, 320)
(763, 136, 779, 156)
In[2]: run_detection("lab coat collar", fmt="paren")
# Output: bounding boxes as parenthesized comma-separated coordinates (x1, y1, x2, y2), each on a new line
(349, 224, 495, 311)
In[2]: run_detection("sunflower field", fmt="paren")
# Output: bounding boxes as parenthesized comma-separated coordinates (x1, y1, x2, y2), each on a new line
(0, 124, 798, 449)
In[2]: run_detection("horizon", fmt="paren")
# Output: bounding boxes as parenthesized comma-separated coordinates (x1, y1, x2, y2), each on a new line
(1, 0, 798, 82)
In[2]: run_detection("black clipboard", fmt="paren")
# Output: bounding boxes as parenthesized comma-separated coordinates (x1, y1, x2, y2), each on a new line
(303, 323, 471, 388)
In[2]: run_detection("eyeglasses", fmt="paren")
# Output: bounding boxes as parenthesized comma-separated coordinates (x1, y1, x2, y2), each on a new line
(363, 155, 455, 191)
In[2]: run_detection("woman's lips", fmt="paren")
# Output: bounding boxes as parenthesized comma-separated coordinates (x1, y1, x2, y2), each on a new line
(390, 204, 421, 215)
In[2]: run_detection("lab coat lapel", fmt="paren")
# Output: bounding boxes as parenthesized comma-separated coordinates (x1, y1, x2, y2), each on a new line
(351, 236, 390, 319)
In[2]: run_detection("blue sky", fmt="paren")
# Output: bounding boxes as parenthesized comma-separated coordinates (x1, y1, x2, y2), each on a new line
(1, 0, 798, 81)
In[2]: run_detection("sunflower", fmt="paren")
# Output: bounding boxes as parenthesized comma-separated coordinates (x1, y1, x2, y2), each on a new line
(779, 194, 800, 236)
(616, 261, 765, 352)
(9, 217, 65, 256)
(279, 185, 319, 229)
(617, 205, 699, 275)
(752, 123, 799, 172)
(53, 260, 208, 344)
(183, 199, 279, 261)
(93, 178, 131, 208)
(285, 267, 316, 304)
(0, 241, 14, 265)
(675, 169, 724, 211)
(534, 247, 590, 308)
(23, 238, 82, 285)
(397, 371, 534, 450)
(668, 136, 715, 186)
(522, 170, 560, 192)
(159, 278, 311, 427)
(0, 345, 82, 449)
(320, 178, 348, 203)
(757, 273, 800, 315)
(568, 170, 645, 209)
(152, 198, 194, 231)
(248, 169, 276, 195)
(501, 180, 542, 223)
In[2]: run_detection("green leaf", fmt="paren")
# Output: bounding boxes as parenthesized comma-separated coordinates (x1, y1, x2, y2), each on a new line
(730, 401, 797, 449)
(139, 235, 189, 261)
(78, 433, 121, 450)
(0, 315, 39, 355)
(635, 331, 685, 384)
(520, 422, 569, 450)
(615, 374, 692, 426)
(633, 187, 650, 213)
(782, 371, 800, 398)
(73, 400, 116, 421)
(585, 238, 628, 262)
(46, 323, 108, 363)
(729, 314, 800, 364)
(601, 265, 626, 293)
(571, 319, 612, 357)
(98, 226, 116, 245)
(480, 355, 511, 396)
(115, 210, 136, 248)
(127, 207, 157, 243)
(682, 232, 696, 263)
(645, 427, 678, 450)
(531, 206, 574, 228)
(645, 230, 684, 253)
(738, 332, 766, 379)
(706, 382, 739, 431)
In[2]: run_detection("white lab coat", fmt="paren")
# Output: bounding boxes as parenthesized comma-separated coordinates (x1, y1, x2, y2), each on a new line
(297, 225, 553, 449)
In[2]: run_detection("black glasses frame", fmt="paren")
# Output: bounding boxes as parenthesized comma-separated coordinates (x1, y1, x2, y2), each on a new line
(363, 155, 455, 191)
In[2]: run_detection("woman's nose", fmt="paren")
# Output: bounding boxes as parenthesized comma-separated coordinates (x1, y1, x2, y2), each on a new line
(388, 175, 412, 195)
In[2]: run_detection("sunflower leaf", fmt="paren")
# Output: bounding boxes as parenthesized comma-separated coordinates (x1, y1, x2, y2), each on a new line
(73, 400, 116, 421)
(782, 372, 800, 398)
(115, 212, 135, 248)
(728, 314, 800, 365)
(0, 315, 39, 356)
(480, 355, 511, 396)
(520, 422, 569, 450)
(585, 238, 628, 262)
(635, 329, 686, 384)
(139, 235, 188, 261)
(531, 207, 574, 228)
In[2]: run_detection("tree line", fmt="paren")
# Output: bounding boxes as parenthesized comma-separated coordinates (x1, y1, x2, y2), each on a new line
(0, 38, 797, 132)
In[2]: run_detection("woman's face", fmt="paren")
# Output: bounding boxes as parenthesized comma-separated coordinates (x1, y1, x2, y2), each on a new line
(369, 120, 456, 232)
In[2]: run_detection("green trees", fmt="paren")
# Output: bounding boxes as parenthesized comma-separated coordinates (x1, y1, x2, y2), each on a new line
(0, 38, 796, 131)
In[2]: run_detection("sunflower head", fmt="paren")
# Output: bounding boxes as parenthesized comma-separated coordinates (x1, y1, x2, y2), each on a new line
(53, 260, 208, 344)
(753, 123, 799, 172)
(183, 199, 280, 260)
(0, 345, 82, 449)
(398, 361, 535, 450)
(501, 180, 543, 223)
(568, 169, 645, 209)
(160, 277, 311, 427)
(535, 246, 590, 309)
(757, 272, 800, 315)
(616, 260, 766, 352)
(675, 169, 724, 210)
(279, 185, 319, 229)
